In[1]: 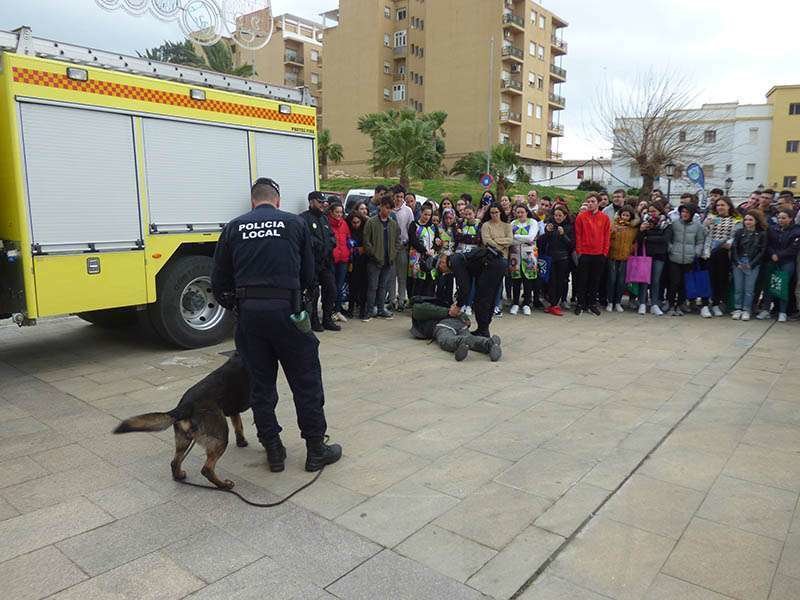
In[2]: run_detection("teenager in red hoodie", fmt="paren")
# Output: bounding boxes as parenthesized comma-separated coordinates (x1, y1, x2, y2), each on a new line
(328, 202, 352, 322)
(573, 193, 611, 315)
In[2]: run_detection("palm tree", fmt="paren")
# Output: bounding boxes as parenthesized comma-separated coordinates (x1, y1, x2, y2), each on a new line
(200, 41, 254, 78)
(357, 109, 448, 189)
(451, 143, 522, 198)
(139, 39, 254, 78)
(318, 129, 343, 181)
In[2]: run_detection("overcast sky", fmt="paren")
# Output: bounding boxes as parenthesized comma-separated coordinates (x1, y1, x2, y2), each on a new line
(2, 0, 798, 159)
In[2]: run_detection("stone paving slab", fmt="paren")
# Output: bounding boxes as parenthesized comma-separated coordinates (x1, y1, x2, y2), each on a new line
(0, 313, 798, 599)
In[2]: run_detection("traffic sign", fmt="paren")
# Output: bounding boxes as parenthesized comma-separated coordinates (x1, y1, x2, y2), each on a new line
(480, 173, 494, 188)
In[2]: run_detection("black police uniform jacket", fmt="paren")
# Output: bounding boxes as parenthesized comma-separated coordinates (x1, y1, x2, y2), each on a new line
(212, 204, 315, 310)
(300, 207, 336, 272)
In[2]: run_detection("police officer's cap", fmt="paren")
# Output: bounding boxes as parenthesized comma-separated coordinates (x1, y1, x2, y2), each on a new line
(253, 177, 280, 196)
(308, 191, 325, 203)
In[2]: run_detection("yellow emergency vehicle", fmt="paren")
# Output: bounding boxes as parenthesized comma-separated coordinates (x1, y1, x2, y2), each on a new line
(0, 28, 318, 347)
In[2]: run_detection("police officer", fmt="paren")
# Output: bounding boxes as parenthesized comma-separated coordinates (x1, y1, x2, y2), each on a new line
(432, 247, 507, 339)
(300, 191, 339, 332)
(212, 178, 342, 473)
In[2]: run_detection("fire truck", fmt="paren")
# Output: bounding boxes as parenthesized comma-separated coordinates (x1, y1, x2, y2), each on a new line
(0, 28, 318, 348)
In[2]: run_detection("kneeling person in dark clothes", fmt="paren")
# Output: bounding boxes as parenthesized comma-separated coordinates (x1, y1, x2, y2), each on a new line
(431, 247, 507, 338)
(410, 297, 502, 361)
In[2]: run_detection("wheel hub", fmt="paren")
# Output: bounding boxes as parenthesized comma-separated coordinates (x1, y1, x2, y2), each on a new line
(180, 276, 226, 331)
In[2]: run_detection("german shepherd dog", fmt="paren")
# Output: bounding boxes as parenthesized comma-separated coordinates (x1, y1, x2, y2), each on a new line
(113, 354, 250, 489)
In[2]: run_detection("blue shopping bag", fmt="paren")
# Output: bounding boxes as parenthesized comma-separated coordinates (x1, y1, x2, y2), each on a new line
(684, 261, 711, 299)
(537, 256, 552, 283)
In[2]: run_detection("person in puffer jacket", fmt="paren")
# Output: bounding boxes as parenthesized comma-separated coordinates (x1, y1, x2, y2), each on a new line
(540, 204, 574, 316)
(758, 209, 800, 322)
(666, 204, 706, 315)
(328, 202, 352, 321)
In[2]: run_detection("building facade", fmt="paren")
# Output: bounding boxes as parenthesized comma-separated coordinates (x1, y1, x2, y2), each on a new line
(766, 85, 800, 191)
(232, 13, 324, 124)
(321, 0, 568, 176)
(610, 102, 774, 200)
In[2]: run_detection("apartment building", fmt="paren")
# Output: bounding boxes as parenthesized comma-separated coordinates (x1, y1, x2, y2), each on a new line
(232, 13, 324, 123)
(321, 0, 568, 177)
(766, 85, 800, 191)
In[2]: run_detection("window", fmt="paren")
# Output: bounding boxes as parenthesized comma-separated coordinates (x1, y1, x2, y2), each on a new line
(531, 9, 537, 23)
(537, 45, 545, 60)
(678, 130, 686, 142)
(310, 49, 319, 62)
(383, 61, 391, 74)
(420, 19, 424, 30)
(535, 104, 542, 119)
(419, 75, 424, 85)
(537, 75, 544, 90)
(526, 132, 534, 146)
(384, 6, 391, 18)
(703, 164, 715, 177)
(749, 127, 759, 144)
(534, 133, 542, 147)
(410, 16, 417, 28)
(789, 103, 800, 115)
(310, 72, 319, 84)
(384, 88, 391, 100)
(529, 42, 536, 56)
(629, 163, 639, 178)
(528, 72, 535, 86)
(392, 84, 406, 101)
(746, 163, 756, 180)
(527, 102, 534, 118)
(704, 130, 716, 143)
(787, 140, 800, 153)
(384, 34, 390, 47)
(398, 64, 406, 75)
(539, 14, 546, 28)
(784, 176, 798, 188)
(396, 7, 406, 20)
(394, 30, 407, 47)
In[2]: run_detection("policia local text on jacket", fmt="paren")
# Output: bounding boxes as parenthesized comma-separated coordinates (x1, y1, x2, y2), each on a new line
(212, 178, 341, 473)
(300, 193, 338, 331)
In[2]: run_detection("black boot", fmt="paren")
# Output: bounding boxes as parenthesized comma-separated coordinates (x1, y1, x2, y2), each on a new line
(471, 328, 491, 338)
(305, 438, 342, 472)
(263, 437, 286, 473)
(323, 316, 341, 331)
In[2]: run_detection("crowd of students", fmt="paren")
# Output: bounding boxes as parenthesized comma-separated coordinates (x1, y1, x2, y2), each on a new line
(310, 184, 800, 326)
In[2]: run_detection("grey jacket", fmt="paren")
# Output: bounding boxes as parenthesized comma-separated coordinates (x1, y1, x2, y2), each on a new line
(668, 219, 706, 264)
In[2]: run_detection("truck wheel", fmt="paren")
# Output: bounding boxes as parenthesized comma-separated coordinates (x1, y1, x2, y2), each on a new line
(148, 255, 233, 349)
(77, 307, 137, 329)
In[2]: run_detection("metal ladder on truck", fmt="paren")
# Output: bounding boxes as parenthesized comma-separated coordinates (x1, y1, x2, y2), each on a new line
(0, 26, 317, 106)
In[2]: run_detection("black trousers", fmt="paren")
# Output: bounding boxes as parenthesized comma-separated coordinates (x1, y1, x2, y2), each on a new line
(474, 256, 507, 334)
(238, 299, 327, 445)
(708, 247, 731, 306)
(548, 258, 570, 305)
(307, 263, 336, 325)
(598, 257, 610, 304)
(575, 255, 606, 309)
(436, 273, 455, 304)
(512, 278, 534, 306)
(668, 262, 692, 307)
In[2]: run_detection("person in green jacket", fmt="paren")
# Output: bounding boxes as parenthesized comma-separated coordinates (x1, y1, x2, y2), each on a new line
(362, 196, 401, 321)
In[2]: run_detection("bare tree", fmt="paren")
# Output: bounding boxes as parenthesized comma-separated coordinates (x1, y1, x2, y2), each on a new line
(595, 69, 732, 199)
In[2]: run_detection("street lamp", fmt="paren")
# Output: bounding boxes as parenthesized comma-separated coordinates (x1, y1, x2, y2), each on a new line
(665, 161, 676, 202)
(725, 177, 733, 195)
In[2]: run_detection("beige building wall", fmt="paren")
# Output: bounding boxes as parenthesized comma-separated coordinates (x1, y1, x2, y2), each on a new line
(322, 0, 568, 176)
(766, 85, 800, 191)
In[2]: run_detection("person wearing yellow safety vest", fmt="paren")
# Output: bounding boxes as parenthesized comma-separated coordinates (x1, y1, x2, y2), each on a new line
(407, 205, 441, 298)
(508, 205, 539, 316)
(437, 208, 458, 302)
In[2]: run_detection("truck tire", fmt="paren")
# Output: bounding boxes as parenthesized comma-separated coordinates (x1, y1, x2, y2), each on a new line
(77, 307, 137, 329)
(148, 255, 233, 349)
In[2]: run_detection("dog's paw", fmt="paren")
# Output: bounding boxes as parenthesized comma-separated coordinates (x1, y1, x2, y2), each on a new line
(172, 470, 187, 481)
(236, 437, 249, 448)
(220, 479, 235, 490)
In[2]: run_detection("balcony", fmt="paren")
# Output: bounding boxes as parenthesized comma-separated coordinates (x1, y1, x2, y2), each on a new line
(549, 92, 566, 107)
(551, 35, 568, 54)
(501, 44, 524, 62)
(284, 77, 305, 87)
(502, 13, 525, 31)
(393, 73, 406, 82)
(393, 46, 407, 58)
(547, 150, 563, 161)
(548, 122, 565, 136)
(499, 109, 522, 124)
(284, 52, 304, 66)
(550, 63, 567, 81)
(501, 78, 523, 94)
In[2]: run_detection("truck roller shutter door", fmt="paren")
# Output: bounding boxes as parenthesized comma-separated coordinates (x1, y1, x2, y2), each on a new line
(141, 119, 251, 232)
(19, 103, 142, 252)
(253, 133, 316, 215)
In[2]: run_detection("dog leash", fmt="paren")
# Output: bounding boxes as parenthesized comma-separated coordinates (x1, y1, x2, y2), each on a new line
(174, 439, 325, 508)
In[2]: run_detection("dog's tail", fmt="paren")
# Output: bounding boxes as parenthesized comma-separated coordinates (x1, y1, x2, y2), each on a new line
(113, 412, 176, 434)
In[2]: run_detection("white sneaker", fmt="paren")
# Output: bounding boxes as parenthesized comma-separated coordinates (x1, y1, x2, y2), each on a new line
(606, 303, 613, 312)
(756, 310, 771, 320)
(522, 305, 532, 316)
(651, 305, 664, 316)
(711, 305, 724, 317)
(741, 311, 750, 321)
(614, 304, 624, 313)
(700, 306, 712, 318)
(464, 306, 473, 316)
(778, 312, 787, 322)
(494, 307, 503, 318)
(731, 310, 742, 320)
(509, 305, 519, 315)
(638, 304, 647, 315)
(334, 311, 348, 323)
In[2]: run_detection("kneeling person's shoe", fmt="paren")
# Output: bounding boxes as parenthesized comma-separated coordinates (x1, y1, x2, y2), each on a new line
(323, 319, 341, 331)
(263, 438, 287, 473)
(305, 438, 342, 472)
(488, 335, 502, 362)
(454, 339, 469, 362)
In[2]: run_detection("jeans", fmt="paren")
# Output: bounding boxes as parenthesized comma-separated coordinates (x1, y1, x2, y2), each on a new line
(365, 261, 393, 315)
(764, 261, 796, 313)
(333, 262, 348, 313)
(387, 244, 409, 305)
(575, 254, 606, 309)
(632, 259, 665, 306)
(607, 259, 628, 305)
(732, 264, 760, 311)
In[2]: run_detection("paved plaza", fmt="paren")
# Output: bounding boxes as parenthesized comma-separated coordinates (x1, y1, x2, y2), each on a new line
(0, 309, 798, 599)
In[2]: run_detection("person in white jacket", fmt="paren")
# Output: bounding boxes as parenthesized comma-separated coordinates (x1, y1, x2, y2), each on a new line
(508, 205, 539, 315)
